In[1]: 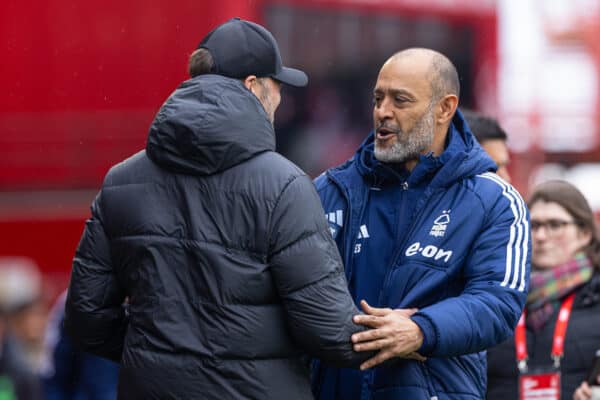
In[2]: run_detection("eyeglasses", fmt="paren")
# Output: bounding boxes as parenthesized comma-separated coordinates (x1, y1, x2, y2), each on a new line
(530, 219, 579, 235)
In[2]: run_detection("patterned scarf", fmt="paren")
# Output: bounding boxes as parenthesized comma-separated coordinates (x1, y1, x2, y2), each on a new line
(526, 252, 593, 331)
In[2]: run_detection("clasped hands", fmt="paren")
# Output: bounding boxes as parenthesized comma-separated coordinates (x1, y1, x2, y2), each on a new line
(352, 299, 426, 370)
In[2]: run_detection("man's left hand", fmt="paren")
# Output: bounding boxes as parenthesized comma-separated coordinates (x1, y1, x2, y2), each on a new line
(352, 300, 425, 370)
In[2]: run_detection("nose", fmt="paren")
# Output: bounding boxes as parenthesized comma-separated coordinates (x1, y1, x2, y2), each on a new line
(532, 225, 548, 241)
(374, 97, 393, 122)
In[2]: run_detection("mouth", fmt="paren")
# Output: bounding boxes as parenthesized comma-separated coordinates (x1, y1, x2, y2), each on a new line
(376, 127, 397, 141)
(533, 247, 551, 257)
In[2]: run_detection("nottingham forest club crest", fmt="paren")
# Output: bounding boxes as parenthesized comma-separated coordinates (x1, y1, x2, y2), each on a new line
(429, 210, 450, 237)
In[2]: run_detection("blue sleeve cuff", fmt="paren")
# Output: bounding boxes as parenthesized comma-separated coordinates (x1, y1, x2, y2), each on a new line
(411, 314, 437, 356)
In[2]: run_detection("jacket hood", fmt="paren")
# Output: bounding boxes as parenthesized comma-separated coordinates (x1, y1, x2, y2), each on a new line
(354, 109, 496, 188)
(146, 74, 275, 175)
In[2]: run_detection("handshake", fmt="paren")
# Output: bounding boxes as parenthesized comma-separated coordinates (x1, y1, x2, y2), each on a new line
(351, 300, 426, 370)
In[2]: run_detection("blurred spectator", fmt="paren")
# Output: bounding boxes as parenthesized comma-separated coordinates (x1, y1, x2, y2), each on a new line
(487, 180, 600, 400)
(0, 257, 47, 371)
(462, 109, 511, 183)
(0, 257, 43, 399)
(40, 290, 119, 400)
(0, 318, 42, 399)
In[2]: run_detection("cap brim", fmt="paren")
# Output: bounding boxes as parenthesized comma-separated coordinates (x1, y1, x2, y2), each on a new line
(272, 67, 308, 87)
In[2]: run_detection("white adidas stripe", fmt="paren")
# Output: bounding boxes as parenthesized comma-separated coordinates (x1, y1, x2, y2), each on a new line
(479, 172, 529, 292)
(481, 172, 529, 291)
(478, 172, 529, 292)
(479, 173, 520, 288)
(326, 210, 344, 227)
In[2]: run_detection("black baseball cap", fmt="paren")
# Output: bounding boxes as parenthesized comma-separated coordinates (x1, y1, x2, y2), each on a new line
(198, 17, 308, 87)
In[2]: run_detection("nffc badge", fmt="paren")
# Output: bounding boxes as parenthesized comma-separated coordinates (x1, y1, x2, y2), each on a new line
(429, 210, 450, 238)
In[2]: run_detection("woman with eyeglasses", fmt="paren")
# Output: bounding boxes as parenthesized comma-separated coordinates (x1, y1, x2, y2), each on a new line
(486, 180, 600, 400)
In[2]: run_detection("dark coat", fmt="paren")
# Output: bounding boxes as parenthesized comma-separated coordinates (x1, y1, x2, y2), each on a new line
(65, 75, 367, 399)
(487, 272, 600, 400)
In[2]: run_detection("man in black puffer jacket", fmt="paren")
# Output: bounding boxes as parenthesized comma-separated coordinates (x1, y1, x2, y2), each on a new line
(64, 18, 370, 399)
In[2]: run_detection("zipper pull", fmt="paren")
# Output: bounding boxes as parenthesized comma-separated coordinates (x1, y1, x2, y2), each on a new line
(402, 182, 409, 190)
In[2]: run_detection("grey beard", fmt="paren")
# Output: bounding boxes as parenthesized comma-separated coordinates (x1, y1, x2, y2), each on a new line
(259, 95, 275, 126)
(374, 108, 435, 163)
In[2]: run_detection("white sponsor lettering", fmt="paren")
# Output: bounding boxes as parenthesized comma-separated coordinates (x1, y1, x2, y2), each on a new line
(405, 242, 420, 257)
(435, 248, 453, 262)
(405, 242, 453, 263)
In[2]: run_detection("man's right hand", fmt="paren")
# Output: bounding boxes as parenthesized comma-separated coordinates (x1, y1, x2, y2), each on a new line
(351, 300, 426, 370)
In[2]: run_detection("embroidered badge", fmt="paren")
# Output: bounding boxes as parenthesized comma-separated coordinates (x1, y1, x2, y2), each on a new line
(429, 210, 451, 237)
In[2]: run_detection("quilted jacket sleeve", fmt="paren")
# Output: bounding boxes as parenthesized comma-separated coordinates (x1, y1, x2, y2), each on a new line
(268, 174, 371, 368)
(64, 191, 127, 362)
(412, 179, 530, 357)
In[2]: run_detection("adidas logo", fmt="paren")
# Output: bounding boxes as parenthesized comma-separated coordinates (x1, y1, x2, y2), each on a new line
(357, 224, 370, 239)
(353, 224, 370, 254)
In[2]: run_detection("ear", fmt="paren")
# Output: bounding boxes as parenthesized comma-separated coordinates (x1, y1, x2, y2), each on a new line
(243, 75, 258, 91)
(577, 228, 593, 248)
(435, 94, 459, 125)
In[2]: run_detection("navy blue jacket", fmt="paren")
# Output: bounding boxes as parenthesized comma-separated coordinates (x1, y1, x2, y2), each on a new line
(313, 111, 531, 400)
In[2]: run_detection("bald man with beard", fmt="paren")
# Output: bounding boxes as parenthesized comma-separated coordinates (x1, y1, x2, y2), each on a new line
(311, 48, 531, 400)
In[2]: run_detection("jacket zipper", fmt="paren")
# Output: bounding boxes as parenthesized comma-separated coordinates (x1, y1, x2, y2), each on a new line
(375, 186, 439, 397)
(376, 185, 438, 307)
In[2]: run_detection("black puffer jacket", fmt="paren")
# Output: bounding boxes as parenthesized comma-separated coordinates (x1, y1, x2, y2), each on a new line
(65, 75, 368, 399)
(487, 272, 600, 400)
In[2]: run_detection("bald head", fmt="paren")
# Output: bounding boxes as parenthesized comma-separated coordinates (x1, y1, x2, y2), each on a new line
(386, 48, 460, 101)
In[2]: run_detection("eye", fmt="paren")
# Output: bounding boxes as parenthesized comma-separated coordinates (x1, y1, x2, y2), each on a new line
(547, 220, 566, 230)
